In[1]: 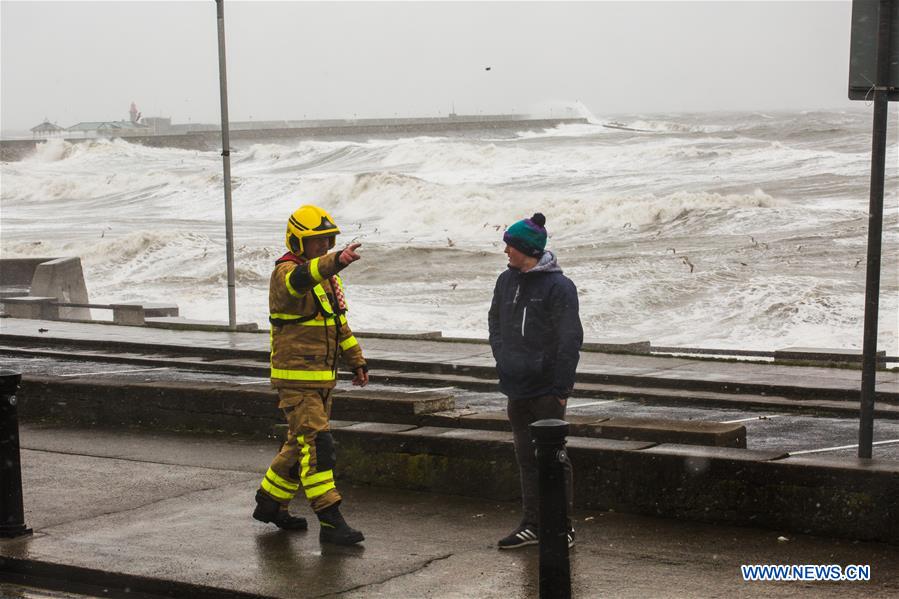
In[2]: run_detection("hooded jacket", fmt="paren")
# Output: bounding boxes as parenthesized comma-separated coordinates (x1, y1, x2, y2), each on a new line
(488, 251, 583, 400)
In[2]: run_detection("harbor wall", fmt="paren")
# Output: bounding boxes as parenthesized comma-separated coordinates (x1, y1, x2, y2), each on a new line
(0, 118, 587, 161)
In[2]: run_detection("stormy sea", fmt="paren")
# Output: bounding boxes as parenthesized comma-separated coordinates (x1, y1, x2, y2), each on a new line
(2, 109, 897, 353)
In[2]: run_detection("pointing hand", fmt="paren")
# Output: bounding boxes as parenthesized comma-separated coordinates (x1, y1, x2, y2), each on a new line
(339, 243, 362, 266)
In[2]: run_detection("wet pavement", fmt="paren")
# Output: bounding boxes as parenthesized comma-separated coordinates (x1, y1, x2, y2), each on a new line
(3, 425, 899, 598)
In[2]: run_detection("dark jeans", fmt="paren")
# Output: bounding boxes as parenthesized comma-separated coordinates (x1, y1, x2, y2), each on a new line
(507, 395, 574, 526)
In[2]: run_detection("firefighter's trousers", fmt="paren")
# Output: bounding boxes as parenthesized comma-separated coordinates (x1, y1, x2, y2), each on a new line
(258, 388, 341, 512)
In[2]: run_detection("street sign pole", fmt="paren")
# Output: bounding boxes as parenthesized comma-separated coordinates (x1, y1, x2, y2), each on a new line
(215, 0, 237, 330)
(857, 0, 894, 458)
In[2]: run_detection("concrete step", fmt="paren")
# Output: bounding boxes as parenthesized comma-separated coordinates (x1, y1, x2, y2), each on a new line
(16, 375, 745, 447)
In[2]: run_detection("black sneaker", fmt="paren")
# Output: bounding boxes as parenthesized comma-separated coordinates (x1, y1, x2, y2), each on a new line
(498, 523, 539, 549)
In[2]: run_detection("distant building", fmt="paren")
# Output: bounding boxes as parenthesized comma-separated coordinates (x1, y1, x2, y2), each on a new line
(66, 120, 150, 138)
(30, 120, 66, 139)
(142, 117, 172, 134)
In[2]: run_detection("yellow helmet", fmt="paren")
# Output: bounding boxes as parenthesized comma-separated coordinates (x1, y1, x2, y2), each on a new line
(286, 204, 340, 254)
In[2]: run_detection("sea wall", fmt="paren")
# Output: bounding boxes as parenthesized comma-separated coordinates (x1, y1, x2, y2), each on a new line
(0, 118, 587, 161)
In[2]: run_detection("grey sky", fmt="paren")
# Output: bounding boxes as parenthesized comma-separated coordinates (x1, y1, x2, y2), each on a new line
(1, 1, 859, 132)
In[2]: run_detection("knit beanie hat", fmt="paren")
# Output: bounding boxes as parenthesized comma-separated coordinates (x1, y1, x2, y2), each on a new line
(503, 213, 547, 257)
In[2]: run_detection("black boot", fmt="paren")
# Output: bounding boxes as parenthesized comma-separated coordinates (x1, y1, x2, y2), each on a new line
(253, 490, 308, 531)
(317, 502, 364, 545)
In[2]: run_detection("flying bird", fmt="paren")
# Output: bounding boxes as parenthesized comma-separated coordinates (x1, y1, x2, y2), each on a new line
(681, 256, 695, 273)
(485, 67, 492, 71)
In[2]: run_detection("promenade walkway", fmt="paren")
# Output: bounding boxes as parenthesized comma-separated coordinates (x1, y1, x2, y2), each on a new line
(2, 425, 898, 598)
(2, 318, 896, 400)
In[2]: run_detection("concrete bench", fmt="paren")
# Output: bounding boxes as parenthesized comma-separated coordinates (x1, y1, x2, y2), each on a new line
(422, 410, 746, 448)
(1, 296, 59, 319)
(581, 339, 652, 353)
(775, 347, 886, 364)
(356, 329, 443, 340)
(110, 303, 180, 326)
(0, 285, 32, 299)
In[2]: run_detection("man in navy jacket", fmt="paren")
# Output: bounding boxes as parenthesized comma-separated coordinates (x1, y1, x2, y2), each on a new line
(488, 212, 583, 550)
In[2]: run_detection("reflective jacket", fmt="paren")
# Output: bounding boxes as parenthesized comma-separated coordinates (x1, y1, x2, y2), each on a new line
(488, 251, 583, 400)
(269, 251, 366, 391)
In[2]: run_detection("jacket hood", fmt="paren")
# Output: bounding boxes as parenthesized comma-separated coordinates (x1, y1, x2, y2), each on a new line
(525, 250, 562, 274)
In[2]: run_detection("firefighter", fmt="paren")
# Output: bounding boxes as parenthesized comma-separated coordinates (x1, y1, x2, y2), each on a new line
(252, 204, 368, 546)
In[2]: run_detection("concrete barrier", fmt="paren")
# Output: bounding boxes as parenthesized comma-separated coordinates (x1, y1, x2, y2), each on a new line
(29, 258, 91, 320)
(0, 258, 53, 296)
(0, 257, 90, 320)
(330, 423, 899, 544)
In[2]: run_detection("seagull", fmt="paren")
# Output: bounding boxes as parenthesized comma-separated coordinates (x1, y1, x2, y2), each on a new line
(667, 247, 677, 254)
(682, 256, 695, 273)
(450, 283, 458, 290)
(447, 237, 455, 247)
(485, 66, 492, 71)
(855, 259, 862, 268)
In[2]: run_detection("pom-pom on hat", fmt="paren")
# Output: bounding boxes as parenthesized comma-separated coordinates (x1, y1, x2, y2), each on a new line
(503, 213, 547, 257)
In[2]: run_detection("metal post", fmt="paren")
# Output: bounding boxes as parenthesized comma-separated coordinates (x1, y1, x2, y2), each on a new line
(215, 0, 237, 330)
(0, 369, 32, 538)
(858, 0, 893, 459)
(531, 419, 571, 599)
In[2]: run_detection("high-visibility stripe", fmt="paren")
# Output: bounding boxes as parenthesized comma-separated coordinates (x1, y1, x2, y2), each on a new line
(270, 314, 346, 327)
(261, 477, 294, 501)
(313, 284, 334, 314)
(296, 436, 336, 498)
(298, 435, 311, 479)
(265, 468, 299, 491)
(340, 336, 359, 351)
(310, 257, 323, 283)
(304, 480, 336, 499)
(301, 470, 334, 486)
(285, 271, 303, 299)
(271, 368, 336, 381)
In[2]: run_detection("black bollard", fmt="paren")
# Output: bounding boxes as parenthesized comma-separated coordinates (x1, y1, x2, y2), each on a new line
(530, 418, 571, 599)
(0, 369, 32, 538)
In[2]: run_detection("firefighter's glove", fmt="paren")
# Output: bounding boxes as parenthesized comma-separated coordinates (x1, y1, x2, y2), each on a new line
(338, 243, 362, 267)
